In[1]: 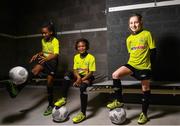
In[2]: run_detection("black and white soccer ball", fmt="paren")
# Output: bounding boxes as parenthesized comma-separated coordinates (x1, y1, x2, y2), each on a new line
(9, 66, 28, 85)
(52, 106, 69, 122)
(109, 108, 126, 124)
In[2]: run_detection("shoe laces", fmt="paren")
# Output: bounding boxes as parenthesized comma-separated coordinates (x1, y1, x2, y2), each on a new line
(58, 97, 66, 101)
(112, 100, 119, 105)
(47, 106, 52, 110)
(139, 113, 145, 120)
(77, 112, 84, 119)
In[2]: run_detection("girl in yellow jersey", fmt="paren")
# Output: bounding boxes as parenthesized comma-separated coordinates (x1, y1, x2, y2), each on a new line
(29, 22, 59, 116)
(56, 38, 96, 123)
(54, 38, 96, 123)
(6, 21, 59, 116)
(107, 13, 156, 124)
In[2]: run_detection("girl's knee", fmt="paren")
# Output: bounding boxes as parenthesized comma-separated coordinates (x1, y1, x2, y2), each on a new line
(31, 69, 38, 76)
(141, 80, 150, 91)
(80, 84, 87, 93)
(47, 76, 54, 85)
(142, 86, 150, 91)
(112, 72, 118, 79)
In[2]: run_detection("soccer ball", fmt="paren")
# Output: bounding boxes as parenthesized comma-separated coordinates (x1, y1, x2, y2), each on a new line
(9, 66, 28, 85)
(52, 106, 69, 122)
(109, 108, 126, 124)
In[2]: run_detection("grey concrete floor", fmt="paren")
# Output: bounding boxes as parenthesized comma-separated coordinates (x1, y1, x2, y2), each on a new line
(0, 85, 180, 125)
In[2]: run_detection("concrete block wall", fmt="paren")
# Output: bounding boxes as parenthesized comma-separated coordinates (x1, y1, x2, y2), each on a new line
(1, 0, 180, 82)
(0, 38, 17, 79)
(15, 0, 107, 81)
(16, 0, 106, 35)
(0, 0, 16, 34)
(0, 0, 16, 79)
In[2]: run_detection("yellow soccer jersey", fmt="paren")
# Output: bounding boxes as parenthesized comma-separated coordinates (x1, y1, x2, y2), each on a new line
(126, 30, 156, 70)
(73, 53, 96, 75)
(41, 37, 60, 57)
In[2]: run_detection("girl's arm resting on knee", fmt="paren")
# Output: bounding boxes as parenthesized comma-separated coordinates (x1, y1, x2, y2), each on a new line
(81, 71, 93, 81)
(29, 51, 43, 63)
(39, 53, 58, 64)
(45, 53, 58, 61)
(73, 70, 82, 86)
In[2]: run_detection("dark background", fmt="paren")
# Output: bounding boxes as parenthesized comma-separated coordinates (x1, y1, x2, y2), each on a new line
(0, 0, 180, 81)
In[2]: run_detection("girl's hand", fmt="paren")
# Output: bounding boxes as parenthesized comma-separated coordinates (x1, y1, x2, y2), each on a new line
(29, 54, 38, 63)
(38, 55, 47, 64)
(73, 77, 82, 87)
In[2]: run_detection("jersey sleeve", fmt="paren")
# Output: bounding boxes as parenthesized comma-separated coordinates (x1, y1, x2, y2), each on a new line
(53, 38, 60, 55)
(147, 32, 156, 49)
(126, 37, 131, 53)
(41, 39, 44, 51)
(89, 56, 96, 72)
(73, 55, 77, 70)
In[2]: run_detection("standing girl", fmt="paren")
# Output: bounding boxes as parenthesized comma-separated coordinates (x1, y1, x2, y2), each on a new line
(107, 13, 156, 124)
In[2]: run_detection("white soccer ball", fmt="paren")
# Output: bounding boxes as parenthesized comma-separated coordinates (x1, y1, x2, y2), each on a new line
(9, 66, 28, 85)
(52, 106, 69, 122)
(109, 108, 126, 124)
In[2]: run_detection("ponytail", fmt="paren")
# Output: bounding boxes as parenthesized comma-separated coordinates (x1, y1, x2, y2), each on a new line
(42, 20, 57, 37)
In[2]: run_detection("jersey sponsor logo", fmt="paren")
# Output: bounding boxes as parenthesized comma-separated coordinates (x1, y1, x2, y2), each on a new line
(131, 45, 146, 50)
(76, 61, 89, 66)
(77, 68, 89, 74)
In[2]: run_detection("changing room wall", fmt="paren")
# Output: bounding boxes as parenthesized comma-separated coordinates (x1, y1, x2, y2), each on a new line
(0, 0, 17, 79)
(1, 0, 180, 82)
(16, 0, 107, 80)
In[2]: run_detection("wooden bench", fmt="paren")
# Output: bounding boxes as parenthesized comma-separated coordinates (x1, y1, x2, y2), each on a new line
(86, 80, 180, 95)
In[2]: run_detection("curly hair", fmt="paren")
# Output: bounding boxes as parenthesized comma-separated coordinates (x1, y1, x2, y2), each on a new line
(75, 38, 89, 50)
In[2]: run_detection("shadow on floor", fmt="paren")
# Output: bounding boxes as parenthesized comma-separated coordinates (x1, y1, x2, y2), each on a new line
(1, 96, 47, 124)
(149, 107, 180, 120)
